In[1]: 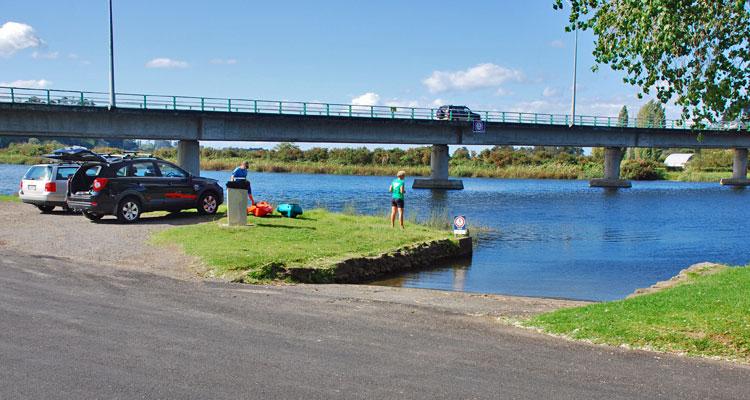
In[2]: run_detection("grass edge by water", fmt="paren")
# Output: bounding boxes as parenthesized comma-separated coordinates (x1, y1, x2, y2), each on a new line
(522, 264, 750, 363)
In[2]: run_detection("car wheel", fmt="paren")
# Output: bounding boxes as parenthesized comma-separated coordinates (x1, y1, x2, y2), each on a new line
(197, 192, 219, 215)
(83, 211, 103, 221)
(116, 197, 142, 223)
(37, 205, 55, 213)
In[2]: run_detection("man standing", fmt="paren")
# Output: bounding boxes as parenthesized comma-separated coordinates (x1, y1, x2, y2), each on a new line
(231, 161, 255, 205)
(389, 170, 406, 229)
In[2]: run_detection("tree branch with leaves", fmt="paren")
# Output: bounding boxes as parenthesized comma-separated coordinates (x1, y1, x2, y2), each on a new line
(554, 0, 750, 128)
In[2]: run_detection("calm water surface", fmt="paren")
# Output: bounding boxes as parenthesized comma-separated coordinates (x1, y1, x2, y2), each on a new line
(2, 163, 748, 301)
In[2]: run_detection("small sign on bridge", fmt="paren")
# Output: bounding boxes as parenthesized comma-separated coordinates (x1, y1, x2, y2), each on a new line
(472, 120, 486, 133)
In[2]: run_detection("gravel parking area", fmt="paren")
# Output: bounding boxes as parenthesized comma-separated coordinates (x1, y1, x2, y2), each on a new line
(0, 202, 214, 280)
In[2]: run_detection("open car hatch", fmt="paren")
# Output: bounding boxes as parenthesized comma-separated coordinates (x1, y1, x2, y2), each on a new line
(43, 147, 108, 163)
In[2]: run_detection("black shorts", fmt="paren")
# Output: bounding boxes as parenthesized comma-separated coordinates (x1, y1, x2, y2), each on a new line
(391, 198, 404, 208)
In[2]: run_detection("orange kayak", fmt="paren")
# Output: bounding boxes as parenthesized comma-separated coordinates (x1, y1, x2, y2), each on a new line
(247, 201, 273, 217)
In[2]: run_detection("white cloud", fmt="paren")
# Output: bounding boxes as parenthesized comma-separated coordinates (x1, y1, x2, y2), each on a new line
(384, 99, 421, 108)
(422, 63, 524, 93)
(549, 39, 565, 48)
(31, 50, 58, 59)
(0, 21, 43, 57)
(210, 58, 238, 65)
(0, 79, 52, 88)
(351, 92, 380, 106)
(145, 57, 189, 69)
(543, 87, 559, 97)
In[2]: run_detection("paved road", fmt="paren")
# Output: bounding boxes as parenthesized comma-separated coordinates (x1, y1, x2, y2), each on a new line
(1, 250, 748, 399)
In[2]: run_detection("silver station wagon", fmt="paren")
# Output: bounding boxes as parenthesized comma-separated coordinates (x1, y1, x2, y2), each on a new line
(18, 163, 80, 212)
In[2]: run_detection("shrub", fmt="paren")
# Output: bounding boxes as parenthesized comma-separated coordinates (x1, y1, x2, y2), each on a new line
(621, 159, 665, 180)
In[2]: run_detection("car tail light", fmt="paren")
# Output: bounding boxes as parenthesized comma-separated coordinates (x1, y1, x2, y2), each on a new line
(92, 178, 109, 192)
(44, 182, 57, 192)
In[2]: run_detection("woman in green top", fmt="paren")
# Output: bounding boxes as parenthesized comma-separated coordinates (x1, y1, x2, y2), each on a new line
(389, 170, 406, 229)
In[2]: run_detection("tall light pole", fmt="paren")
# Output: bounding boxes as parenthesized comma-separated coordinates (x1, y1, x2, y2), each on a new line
(108, 0, 116, 108)
(570, 25, 578, 127)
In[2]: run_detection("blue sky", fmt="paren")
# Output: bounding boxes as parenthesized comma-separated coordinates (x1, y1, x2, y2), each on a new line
(1, 1, 673, 149)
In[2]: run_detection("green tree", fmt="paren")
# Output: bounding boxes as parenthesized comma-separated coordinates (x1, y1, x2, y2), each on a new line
(274, 142, 303, 162)
(635, 100, 666, 160)
(555, 0, 750, 127)
(618, 106, 629, 127)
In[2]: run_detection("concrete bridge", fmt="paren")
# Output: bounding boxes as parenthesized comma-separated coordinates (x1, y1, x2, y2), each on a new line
(1, 86, 749, 188)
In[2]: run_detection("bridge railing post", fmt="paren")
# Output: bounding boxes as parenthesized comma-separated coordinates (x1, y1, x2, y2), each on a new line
(370, 106, 374, 118)
(46, 89, 50, 104)
(80, 92, 84, 106)
(502, 112, 506, 123)
(304, 103, 308, 116)
(227, 99, 231, 112)
(143, 95, 147, 109)
(201, 98, 205, 111)
(430, 109, 434, 120)
(411, 108, 415, 119)
(279, 101, 283, 114)
(172, 96, 176, 110)
(9, 87, 14, 103)
(325, 103, 329, 116)
(253, 100, 258, 113)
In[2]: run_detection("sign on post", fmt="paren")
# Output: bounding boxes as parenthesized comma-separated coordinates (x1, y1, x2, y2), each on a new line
(472, 120, 486, 133)
(453, 215, 468, 236)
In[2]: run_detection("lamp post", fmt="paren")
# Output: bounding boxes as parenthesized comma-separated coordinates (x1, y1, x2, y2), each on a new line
(108, 0, 116, 109)
(570, 25, 578, 127)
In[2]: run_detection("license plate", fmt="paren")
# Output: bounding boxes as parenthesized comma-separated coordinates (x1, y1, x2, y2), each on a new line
(28, 185, 36, 190)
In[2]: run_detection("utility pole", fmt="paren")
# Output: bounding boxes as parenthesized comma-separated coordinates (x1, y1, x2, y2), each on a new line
(570, 25, 578, 127)
(108, 0, 116, 109)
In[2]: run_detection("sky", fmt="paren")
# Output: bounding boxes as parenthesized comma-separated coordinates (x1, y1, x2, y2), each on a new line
(1, 0, 677, 150)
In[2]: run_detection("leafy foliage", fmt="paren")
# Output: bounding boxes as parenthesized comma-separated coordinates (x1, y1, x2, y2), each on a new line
(621, 159, 665, 180)
(554, 0, 750, 127)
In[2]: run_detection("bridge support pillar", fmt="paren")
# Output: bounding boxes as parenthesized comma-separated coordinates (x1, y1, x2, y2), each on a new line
(177, 139, 200, 176)
(413, 144, 464, 190)
(720, 148, 750, 186)
(590, 147, 631, 188)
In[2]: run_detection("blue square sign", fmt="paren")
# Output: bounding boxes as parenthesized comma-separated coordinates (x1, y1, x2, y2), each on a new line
(472, 120, 486, 133)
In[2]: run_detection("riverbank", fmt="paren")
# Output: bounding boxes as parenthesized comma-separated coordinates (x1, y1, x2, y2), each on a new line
(152, 208, 465, 283)
(525, 263, 750, 363)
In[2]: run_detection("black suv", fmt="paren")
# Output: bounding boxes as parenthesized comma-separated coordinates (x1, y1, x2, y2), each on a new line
(436, 105, 481, 121)
(46, 148, 224, 223)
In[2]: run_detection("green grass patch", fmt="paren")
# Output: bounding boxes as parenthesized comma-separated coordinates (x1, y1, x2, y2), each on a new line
(152, 208, 452, 281)
(0, 194, 20, 202)
(526, 266, 750, 361)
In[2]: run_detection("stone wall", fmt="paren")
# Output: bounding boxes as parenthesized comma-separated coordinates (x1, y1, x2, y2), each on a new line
(283, 237, 473, 283)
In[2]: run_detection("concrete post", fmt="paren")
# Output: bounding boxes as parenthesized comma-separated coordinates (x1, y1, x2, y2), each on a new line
(412, 144, 464, 190)
(177, 139, 200, 176)
(590, 147, 631, 188)
(430, 144, 450, 180)
(720, 148, 750, 186)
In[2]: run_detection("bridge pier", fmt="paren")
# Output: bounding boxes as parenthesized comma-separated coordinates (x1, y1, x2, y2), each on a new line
(412, 144, 464, 190)
(589, 147, 632, 188)
(177, 139, 200, 176)
(720, 148, 750, 186)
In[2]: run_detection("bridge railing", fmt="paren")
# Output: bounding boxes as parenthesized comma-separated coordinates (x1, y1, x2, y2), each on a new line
(1, 86, 747, 132)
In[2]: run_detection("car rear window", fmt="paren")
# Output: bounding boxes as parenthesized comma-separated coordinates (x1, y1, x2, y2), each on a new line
(24, 166, 51, 180)
(56, 166, 78, 180)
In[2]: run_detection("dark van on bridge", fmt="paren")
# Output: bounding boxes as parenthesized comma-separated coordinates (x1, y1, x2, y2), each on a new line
(436, 105, 481, 121)
(46, 148, 223, 223)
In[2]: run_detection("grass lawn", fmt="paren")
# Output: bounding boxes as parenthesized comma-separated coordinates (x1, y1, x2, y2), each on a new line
(152, 208, 452, 280)
(0, 194, 20, 202)
(526, 265, 750, 361)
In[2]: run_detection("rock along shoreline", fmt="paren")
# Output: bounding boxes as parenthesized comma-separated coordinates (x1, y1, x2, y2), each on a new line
(280, 237, 473, 284)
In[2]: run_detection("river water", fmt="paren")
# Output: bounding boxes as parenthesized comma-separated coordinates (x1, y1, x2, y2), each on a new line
(2, 163, 748, 301)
